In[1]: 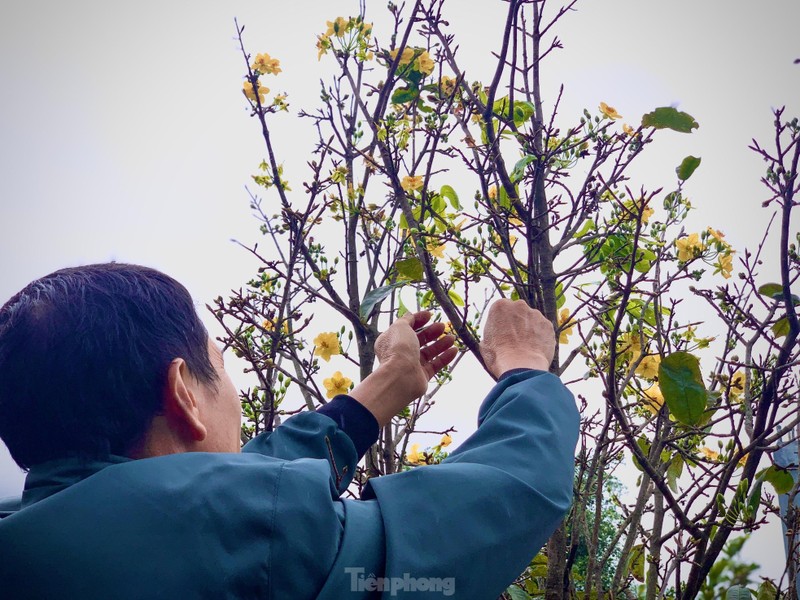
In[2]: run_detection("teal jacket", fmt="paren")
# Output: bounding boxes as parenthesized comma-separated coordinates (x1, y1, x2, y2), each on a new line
(0, 370, 578, 599)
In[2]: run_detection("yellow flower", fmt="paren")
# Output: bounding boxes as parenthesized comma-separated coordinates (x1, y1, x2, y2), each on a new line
(262, 319, 290, 334)
(427, 241, 446, 259)
(401, 175, 424, 192)
(243, 80, 268, 103)
(251, 53, 282, 75)
(389, 47, 416, 66)
(487, 185, 498, 200)
(272, 94, 289, 111)
(406, 443, 425, 465)
(508, 217, 523, 227)
(359, 21, 373, 36)
(717, 252, 734, 279)
(642, 384, 664, 414)
(707, 227, 726, 242)
(622, 123, 635, 136)
(316, 34, 331, 60)
(415, 51, 435, 76)
(729, 371, 746, 402)
(326, 17, 349, 37)
(635, 354, 661, 380)
(675, 233, 705, 262)
(440, 75, 456, 96)
(440, 434, 452, 447)
(700, 447, 720, 462)
(323, 371, 352, 399)
(558, 308, 575, 344)
(618, 332, 642, 363)
(599, 102, 622, 120)
(313, 332, 341, 362)
(624, 197, 654, 225)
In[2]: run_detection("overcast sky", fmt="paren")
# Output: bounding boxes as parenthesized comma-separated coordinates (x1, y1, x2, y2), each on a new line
(1, 0, 798, 580)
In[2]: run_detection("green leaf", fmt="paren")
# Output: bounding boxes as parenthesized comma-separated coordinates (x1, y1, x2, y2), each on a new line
(506, 585, 532, 600)
(395, 257, 424, 282)
(758, 283, 783, 298)
(447, 289, 465, 307)
(360, 283, 404, 319)
(758, 282, 800, 305)
(498, 185, 512, 209)
(511, 155, 537, 183)
(725, 585, 753, 600)
(677, 155, 702, 181)
(667, 454, 684, 493)
(512, 101, 535, 127)
(397, 294, 409, 318)
(431, 194, 446, 215)
(756, 580, 778, 600)
(760, 465, 794, 495)
(628, 544, 645, 582)
(772, 317, 790, 338)
(391, 86, 418, 105)
(440, 185, 461, 210)
(745, 478, 763, 526)
(632, 437, 650, 472)
(641, 106, 699, 133)
(658, 351, 707, 427)
(555, 280, 566, 310)
(573, 219, 595, 238)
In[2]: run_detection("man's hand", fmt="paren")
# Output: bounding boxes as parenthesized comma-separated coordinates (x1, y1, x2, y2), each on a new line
(350, 312, 457, 427)
(480, 299, 554, 378)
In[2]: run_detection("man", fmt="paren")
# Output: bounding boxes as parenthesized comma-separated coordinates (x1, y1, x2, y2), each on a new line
(0, 263, 578, 599)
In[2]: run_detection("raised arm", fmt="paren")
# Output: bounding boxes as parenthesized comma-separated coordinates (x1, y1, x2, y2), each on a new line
(242, 311, 457, 494)
(318, 300, 579, 598)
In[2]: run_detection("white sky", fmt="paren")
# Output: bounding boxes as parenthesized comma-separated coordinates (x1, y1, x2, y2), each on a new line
(1, 0, 798, 582)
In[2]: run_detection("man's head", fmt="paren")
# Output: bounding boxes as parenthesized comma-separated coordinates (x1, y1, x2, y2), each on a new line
(0, 263, 241, 470)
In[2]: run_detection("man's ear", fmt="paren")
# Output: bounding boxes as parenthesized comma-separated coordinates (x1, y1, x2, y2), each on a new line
(163, 358, 207, 443)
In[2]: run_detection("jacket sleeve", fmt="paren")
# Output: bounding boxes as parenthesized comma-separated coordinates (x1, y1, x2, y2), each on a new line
(241, 411, 359, 495)
(340, 370, 579, 598)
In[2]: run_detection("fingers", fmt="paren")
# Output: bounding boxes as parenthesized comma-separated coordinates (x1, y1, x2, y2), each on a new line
(416, 320, 446, 346)
(424, 345, 458, 378)
(420, 333, 455, 362)
(405, 310, 432, 331)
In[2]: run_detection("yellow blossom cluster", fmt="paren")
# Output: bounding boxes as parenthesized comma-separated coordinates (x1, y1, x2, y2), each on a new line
(635, 354, 661, 380)
(243, 80, 268, 103)
(406, 435, 452, 466)
(322, 371, 352, 399)
(675, 228, 735, 279)
(599, 102, 622, 120)
(623, 197, 654, 225)
(427, 241, 446, 259)
(558, 309, 575, 344)
(675, 233, 705, 262)
(642, 383, 664, 414)
(439, 75, 457, 96)
(401, 175, 424, 192)
(262, 319, 290, 334)
(243, 52, 282, 105)
(406, 443, 425, 465)
(251, 53, 281, 75)
(728, 371, 746, 402)
(313, 332, 341, 362)
(389, 47, 435, 76)
(317, 17, 374, 61)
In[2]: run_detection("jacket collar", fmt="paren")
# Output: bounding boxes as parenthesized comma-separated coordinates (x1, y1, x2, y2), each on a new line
(22, 455, 132, 508)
